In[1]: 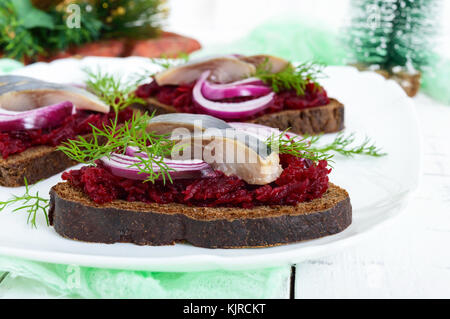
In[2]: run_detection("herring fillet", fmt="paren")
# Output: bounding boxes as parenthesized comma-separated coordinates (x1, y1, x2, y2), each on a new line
(239, 55, 290, 73)
(147, 113, 282, 185)
(183, 131, 282, 185)
(0, 75, 109, 113)
(155, 56, 257, 85)
(153, 54, 290, 86)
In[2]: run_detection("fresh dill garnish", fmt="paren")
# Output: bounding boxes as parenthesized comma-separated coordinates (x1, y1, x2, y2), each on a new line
(267, 130, 387, 165)
(84, 68, 145, 112)
(58, 112, 176, 184)
(130, 53, 191, 85)
(308, 132, 387, 158)
(151, 52, 190, 70)
(61, 69, 177, 183)
(130, 53, 192, 84)
(267, 131, 334, 163)
(0, 178, 49, 228)
(254, 60, 325, 96)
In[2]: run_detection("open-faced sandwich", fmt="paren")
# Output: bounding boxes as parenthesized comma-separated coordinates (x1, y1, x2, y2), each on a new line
(136, 54, 344, 135)
(0, 75, 134, 187)
(49, 112, 352, 248)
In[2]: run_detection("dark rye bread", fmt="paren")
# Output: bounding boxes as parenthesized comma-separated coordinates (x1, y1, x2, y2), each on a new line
(0, 132, 104, 187)
(0, 145, 77, 187)
(49, 182, 352, 248)
(142, 97, 345, 135)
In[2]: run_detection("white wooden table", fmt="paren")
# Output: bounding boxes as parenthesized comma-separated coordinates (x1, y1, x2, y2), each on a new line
(0, 93, 448, 299)
(294, 94, 450, 298)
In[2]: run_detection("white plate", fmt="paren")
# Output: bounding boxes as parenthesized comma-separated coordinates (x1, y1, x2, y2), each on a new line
(0, 57, 421, 271)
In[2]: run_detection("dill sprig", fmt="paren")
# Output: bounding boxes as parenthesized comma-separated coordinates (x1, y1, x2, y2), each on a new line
(133, 53, 191, 84)
(58, 112, 176, 184)
(254, 60, 325, 96)
(61, 69, 176, 183)
(0, 178, 49, 228)
(308, 132, 387, 158)
(267, 132, 334, 163)
(84, 68, 145, 112)
(267, 131, 387, 164)
(151, 52, 190, 70)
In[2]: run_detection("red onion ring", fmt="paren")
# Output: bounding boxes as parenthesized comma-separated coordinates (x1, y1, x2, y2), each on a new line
(0, 101, 74, 131)
(193, 71, 275, 120)
(201, 77, 271, 100)
(100, 152, 215, 181)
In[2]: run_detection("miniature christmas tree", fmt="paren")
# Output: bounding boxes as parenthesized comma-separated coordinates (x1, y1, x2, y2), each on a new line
(347, 0, 441, 96)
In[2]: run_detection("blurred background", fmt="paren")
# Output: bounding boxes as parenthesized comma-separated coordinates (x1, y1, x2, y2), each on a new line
(0, 0, 449, 102)
(168, 0, 449, 60)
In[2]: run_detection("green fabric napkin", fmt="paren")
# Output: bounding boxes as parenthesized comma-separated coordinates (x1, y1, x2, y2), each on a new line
(421, 54, 450, 105)
(0, 59, 23, 74)
(0, 255, 290, 298)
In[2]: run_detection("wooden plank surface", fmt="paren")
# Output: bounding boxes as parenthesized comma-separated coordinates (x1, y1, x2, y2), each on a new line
(295, 94, 450, 298)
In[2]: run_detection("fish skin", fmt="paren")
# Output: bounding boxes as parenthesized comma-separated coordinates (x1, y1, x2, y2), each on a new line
(147, 113, 232, 135)
(239, 55, 291, 73)
(155, 56, 256, 86)
(153, 54, 290, 87)
(0, 75, 109, 113)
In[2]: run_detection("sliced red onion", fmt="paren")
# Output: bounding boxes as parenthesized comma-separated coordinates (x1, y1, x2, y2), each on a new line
(222, 77, 265, 86)
(125, 146, 149, 158)
(122, 149, 209, 167)
(100, 152, 215, 181)
(201, 78, 271, 100)
(193, 71, 275, 120)
(0, 101, 74, 131)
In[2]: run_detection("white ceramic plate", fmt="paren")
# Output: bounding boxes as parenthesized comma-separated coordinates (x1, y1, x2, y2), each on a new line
(0, 57, 421, 271)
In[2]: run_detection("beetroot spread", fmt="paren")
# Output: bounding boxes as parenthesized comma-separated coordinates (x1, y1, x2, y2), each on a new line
(62, 154, 330, 208)
(0, 108, 133, 159)
(136, 81, 330, 120)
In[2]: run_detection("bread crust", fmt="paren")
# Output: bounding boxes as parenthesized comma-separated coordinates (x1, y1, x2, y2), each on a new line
(143, 97, 344, 135)
(49, 182, 352, 248)
(0, 131, 109, 187)
(0, 146, 77, 187)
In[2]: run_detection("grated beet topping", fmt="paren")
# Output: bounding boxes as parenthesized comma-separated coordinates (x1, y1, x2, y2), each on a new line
(136, 80, 330, 120)
(62, 154, 331, 208)
(0, 108, 133, 159)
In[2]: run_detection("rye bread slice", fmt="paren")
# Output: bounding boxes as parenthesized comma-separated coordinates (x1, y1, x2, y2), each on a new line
(142, 97, 344, 135)
(49, 182, 352, 248)
(0, 132, 104, 187)
(0, 145, 78, 187)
